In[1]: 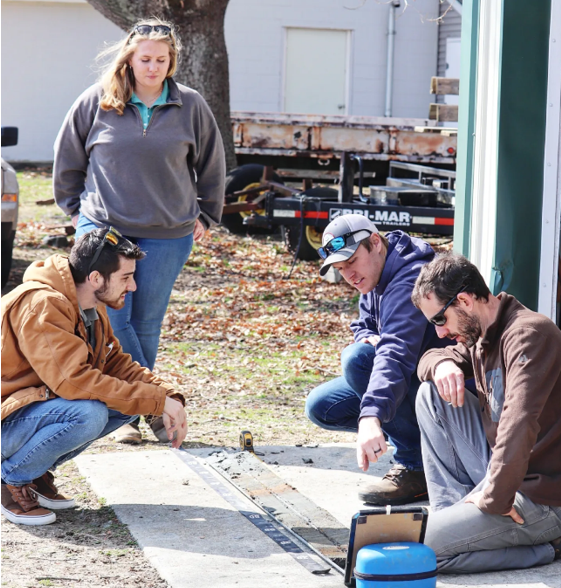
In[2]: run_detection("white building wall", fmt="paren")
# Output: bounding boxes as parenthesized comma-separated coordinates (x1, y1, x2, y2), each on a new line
(1, 0, 123, 162)
(1, 0, 439, 162)
(226, 0, 439, 118)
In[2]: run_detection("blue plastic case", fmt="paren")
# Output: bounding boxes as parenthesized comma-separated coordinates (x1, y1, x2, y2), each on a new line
(345, 507, 430, 587)
(354, 542, 437, 588)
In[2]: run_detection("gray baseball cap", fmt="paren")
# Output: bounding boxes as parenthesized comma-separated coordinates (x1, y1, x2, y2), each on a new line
(319, 214, 378, 276)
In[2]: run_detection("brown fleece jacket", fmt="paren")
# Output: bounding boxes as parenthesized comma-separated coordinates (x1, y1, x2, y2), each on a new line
(418, 293, 561, 515)
(1, 255, 183, 420)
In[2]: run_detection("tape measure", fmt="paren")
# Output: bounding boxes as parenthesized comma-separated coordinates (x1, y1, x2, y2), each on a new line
(239, 430, 255, 452)
(239, 430, 264, 456)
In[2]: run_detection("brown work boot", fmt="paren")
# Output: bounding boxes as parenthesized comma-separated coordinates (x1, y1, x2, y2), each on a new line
(358, 464, 428, 506)
(33, 471, 75, 510)
(112, 421, 142, 444)
(1, 483, 56, 525)
(147, 416, 170, 443)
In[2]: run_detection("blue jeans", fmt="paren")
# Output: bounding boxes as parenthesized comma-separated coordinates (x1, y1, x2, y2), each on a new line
(1, 398, 137, 486)
(305, 342, 423, 470)
(416, 381, 561, 573)
(76, 214, 194, 370)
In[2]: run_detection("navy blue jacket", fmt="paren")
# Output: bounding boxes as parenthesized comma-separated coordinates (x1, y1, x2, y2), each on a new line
(350, 231, 449, 423)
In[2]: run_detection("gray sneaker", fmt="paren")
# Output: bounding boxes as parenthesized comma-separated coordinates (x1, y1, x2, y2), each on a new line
(148, 416, 170, 443)
(112, 422, 142, 444)
(358, 464, 428, 506)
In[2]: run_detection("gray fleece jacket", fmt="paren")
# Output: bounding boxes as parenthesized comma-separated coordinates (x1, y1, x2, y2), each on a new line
(53, 78, 226, 239)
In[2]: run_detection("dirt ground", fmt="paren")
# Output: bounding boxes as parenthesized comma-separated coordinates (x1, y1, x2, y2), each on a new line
(1, 172, 453, 587)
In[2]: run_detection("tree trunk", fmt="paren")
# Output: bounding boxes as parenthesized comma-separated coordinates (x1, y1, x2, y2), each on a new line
(86, 0, 237, 171)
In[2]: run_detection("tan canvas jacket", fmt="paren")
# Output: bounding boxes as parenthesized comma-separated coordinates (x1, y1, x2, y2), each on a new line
(1, 255, 182, 420)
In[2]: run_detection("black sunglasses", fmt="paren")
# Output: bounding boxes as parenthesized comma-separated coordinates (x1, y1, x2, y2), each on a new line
(130, 24, 172, 39)
(429, 286, 467, 326)
(318, 229, 372, 260)
(88, 227, 123, 275)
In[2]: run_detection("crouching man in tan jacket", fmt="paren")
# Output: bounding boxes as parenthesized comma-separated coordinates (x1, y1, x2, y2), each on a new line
(1, 228, 187, 526)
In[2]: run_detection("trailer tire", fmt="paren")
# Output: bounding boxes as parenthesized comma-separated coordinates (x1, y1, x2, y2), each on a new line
(282, 187, 338, 260)
(222, 164, 282, 234)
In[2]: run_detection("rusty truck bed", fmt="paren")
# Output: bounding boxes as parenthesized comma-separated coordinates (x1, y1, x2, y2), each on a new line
(231, 111, 457, 165)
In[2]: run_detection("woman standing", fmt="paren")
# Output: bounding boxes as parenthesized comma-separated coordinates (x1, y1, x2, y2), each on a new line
(54, 18, 225, 443)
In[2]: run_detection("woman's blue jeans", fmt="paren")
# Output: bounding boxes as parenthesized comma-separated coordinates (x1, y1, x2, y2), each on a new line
(305, 342, 423, 470)
(76, 214, 194, 370)
(1, 398, 137, 486)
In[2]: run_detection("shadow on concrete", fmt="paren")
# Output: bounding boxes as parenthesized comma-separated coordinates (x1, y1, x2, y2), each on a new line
(437, 560, 561, 587)
(11, 503, 290, 560)
(15, 502, 561, 585)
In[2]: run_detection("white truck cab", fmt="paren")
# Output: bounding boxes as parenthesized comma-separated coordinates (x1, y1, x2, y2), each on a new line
(1, 127, 20, 288)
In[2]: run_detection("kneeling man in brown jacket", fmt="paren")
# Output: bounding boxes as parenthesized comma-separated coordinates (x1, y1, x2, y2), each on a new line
(411, 252, 561, 573)
(1, 228, 187, 526)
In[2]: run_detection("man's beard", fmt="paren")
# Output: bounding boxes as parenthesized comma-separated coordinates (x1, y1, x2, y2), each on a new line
(450, 308, 482, 347)
(95, 283, 127, 310)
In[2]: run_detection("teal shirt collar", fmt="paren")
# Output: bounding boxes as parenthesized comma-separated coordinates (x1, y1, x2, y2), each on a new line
(131, 79, 169, 107)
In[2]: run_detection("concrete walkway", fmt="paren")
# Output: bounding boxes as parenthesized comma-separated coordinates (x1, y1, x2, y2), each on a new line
(74, 444, 561, 588)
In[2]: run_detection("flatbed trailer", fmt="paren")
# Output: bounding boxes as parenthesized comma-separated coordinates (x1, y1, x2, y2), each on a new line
(231, 111, 457, 173)
(223, 112, 457, 257)
(225, 157, 455, 260)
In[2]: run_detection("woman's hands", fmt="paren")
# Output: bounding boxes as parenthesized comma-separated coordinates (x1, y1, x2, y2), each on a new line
(193, 219, 206, 242)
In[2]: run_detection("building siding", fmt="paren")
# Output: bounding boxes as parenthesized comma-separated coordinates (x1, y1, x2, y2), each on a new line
(226, 0, 439, 119)
(2, 0, 440, 161)
(436, 0, 462, 103)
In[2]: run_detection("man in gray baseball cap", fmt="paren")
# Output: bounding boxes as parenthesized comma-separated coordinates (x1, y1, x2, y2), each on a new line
(319, 214, 378, 277)
(306, 213, 451, 505)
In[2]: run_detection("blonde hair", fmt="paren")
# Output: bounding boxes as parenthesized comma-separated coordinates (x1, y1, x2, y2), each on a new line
(98, 17, 181, 115)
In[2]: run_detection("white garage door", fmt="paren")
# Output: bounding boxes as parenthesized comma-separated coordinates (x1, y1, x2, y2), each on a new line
(284, 27, 349, 115)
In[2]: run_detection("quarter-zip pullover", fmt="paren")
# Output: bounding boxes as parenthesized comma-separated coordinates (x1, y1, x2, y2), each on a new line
(53, 78, 225, 239)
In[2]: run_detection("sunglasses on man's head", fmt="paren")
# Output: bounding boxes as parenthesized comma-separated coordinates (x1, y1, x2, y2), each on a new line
(429, 286, 467, 326)
(317, 229, 372, 260)
(88, 226, 123, 275)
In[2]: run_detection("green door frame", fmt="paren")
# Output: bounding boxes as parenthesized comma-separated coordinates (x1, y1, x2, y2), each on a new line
(453, 0, 479, 259)
(454, 0, 551, 310)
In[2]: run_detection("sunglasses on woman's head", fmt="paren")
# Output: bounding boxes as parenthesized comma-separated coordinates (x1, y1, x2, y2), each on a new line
(88, 226, 123, 274)
(317, 229, 372, 260)
(429, 286, 467, 326)
(131, 24, 172, 38)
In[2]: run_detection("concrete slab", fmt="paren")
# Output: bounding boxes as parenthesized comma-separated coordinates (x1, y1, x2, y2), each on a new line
(75, 450, 341, 588)
(75, 444, 561, 588)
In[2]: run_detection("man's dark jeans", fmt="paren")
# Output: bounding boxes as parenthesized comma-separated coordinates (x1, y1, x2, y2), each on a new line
(305, 342, 423, 470)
